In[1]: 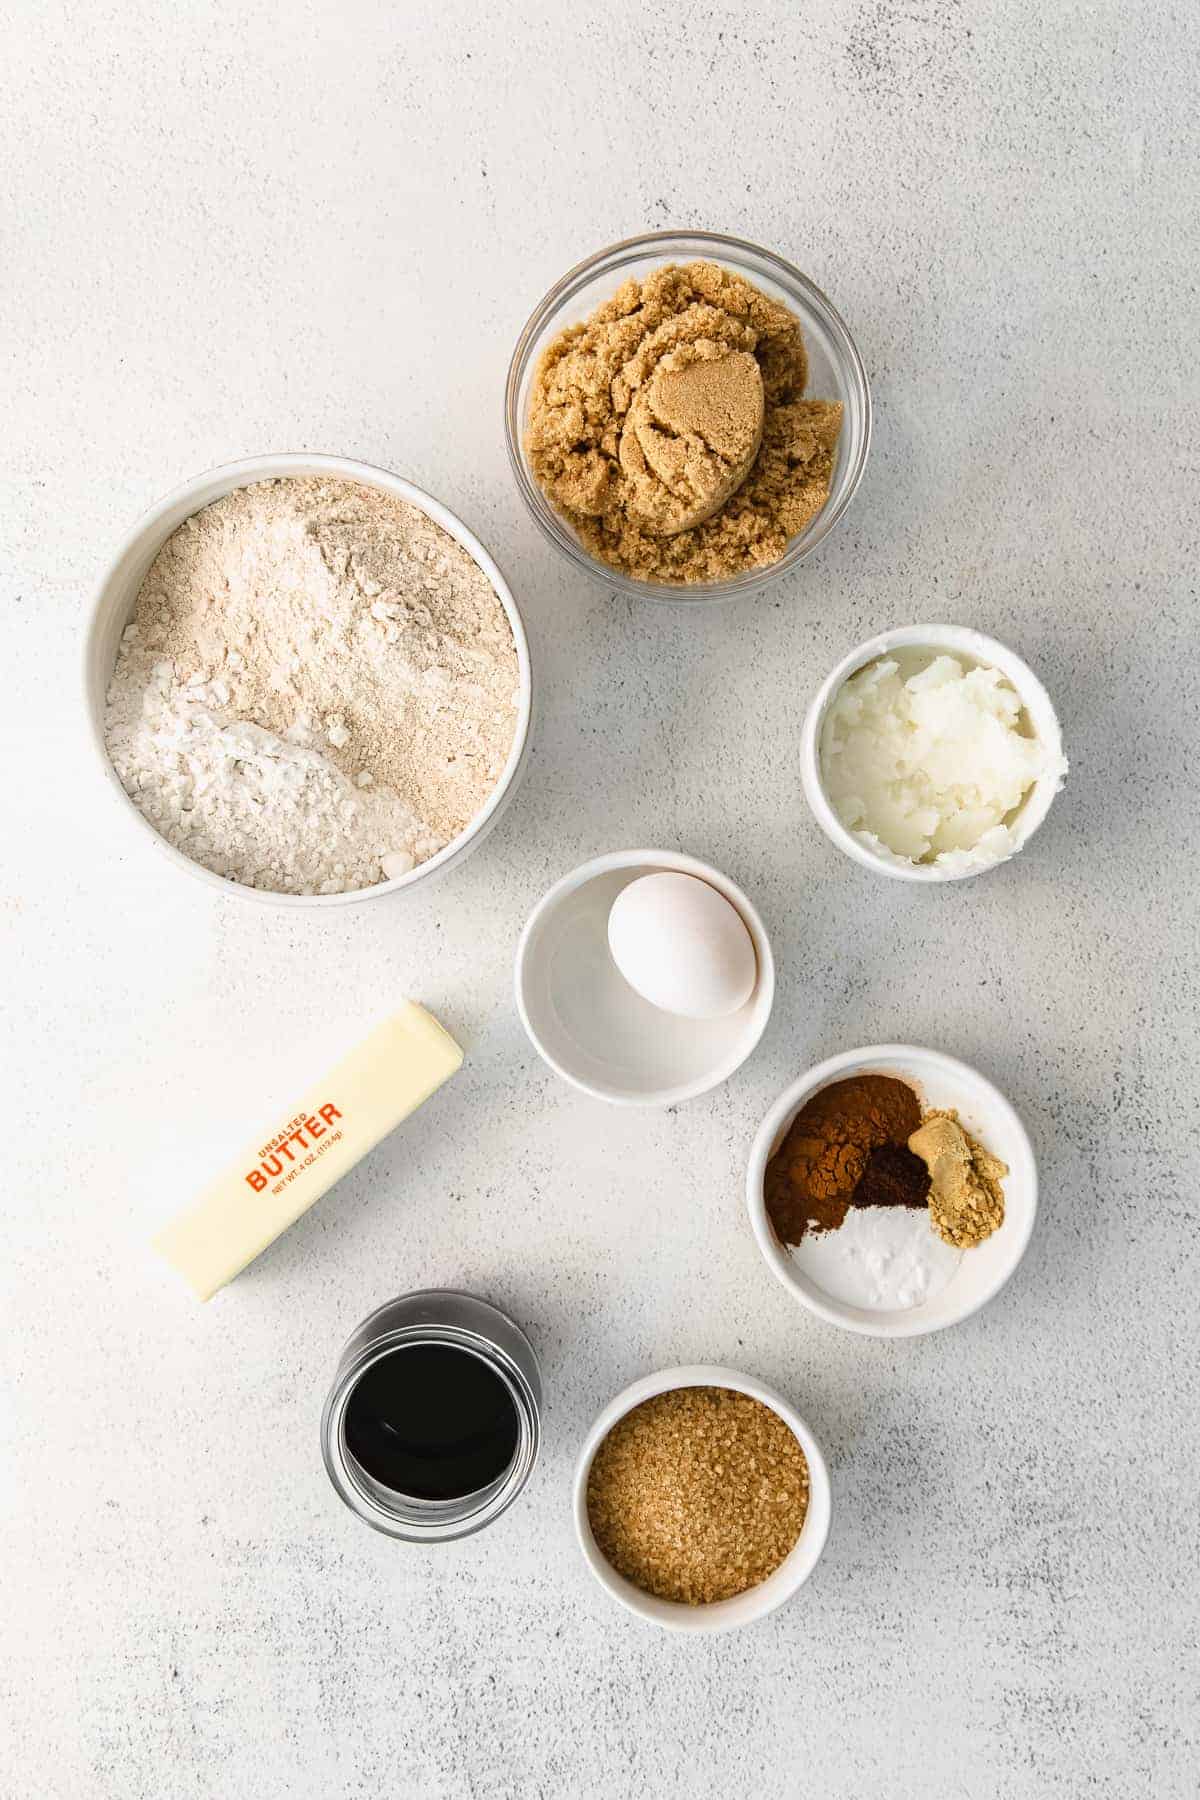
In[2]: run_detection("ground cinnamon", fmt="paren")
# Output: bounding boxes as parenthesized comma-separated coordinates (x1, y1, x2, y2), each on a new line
(764, 1074, 928, 1245)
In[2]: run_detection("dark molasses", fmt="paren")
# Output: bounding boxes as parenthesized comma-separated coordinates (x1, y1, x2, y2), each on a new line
(343, 1343, 519, 1502)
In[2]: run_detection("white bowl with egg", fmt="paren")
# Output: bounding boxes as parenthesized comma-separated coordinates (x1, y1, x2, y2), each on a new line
(573, 1365, 832, 1633)
(747, 1045, 1038, 1338)
(82, 454, 533, 908)
(801, 624, 1066, 882)
(514, 850, 774, 1106)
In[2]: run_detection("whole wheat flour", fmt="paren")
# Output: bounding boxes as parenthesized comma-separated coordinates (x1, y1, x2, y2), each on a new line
(104, 477, 519, 895)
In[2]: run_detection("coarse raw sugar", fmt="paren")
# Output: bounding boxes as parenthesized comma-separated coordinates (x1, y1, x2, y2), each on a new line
(585, 1386, 809, 1605)
(104, 477, 520, 895)
(526, 260, 842, 583)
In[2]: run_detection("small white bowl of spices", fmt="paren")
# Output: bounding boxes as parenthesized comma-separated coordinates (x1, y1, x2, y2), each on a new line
(747, 1045, 1038, 1339)
(801, 624, 1067, 882)
(84, 454, 533, 906)
(573, 1366, 832, 1632)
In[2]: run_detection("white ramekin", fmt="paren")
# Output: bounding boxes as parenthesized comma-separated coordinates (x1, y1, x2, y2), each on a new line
(514, 849, 775, 1106)
(83, 454, 533, 908)
(747, 1045, 1038, 1338)
(800, 623, 1066, 883)
(573, 1365, 832, 1633)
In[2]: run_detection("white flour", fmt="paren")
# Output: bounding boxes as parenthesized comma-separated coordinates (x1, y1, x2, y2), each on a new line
(104, 478, 519, 894)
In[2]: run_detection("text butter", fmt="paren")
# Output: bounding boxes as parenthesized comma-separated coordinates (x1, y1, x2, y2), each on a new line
(153, 1003, 463, 1301)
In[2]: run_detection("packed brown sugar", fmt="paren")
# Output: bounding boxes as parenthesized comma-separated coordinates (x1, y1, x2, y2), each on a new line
(526, 261, 842, 583)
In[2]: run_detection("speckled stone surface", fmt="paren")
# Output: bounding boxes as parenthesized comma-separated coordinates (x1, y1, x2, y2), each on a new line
(2, 3, 1198, 1795)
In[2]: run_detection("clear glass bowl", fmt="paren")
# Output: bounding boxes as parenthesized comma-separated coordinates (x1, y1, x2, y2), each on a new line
(505, 229, 871, 604)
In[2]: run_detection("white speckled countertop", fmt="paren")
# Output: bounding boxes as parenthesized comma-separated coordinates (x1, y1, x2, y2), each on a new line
(3, 3, 1198, 1795)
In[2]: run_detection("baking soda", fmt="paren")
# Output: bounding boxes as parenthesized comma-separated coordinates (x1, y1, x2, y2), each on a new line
(789, 1207, 962, 1311)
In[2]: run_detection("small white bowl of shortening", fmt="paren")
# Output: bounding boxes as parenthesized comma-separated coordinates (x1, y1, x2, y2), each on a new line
(515, 850, 774, 1105)
(747, 1045, 1038, 1339)
(801, 624, 1067, 881)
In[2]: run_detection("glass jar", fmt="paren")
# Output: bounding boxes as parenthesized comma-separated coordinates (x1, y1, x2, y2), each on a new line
(505, 228, 871, 604)
(320, 1290, 542, 1542)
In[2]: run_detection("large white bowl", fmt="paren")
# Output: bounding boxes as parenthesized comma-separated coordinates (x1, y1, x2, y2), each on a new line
(514, 850, 775, 1106)
(800, 624, 1066, 883)
(573, 1365, 832, 1633)
(747, 1045, 1038, 1338)
(83, 454, 533, 908)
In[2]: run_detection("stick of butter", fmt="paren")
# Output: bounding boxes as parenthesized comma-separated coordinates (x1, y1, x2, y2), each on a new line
(153, 1002, 463, 1301)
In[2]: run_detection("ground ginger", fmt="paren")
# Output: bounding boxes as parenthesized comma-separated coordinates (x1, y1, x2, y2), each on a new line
(908, 1112, 1007, 1248)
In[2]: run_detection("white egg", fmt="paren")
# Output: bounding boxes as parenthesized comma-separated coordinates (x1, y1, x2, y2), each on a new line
(607, 872, 757, 1020)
